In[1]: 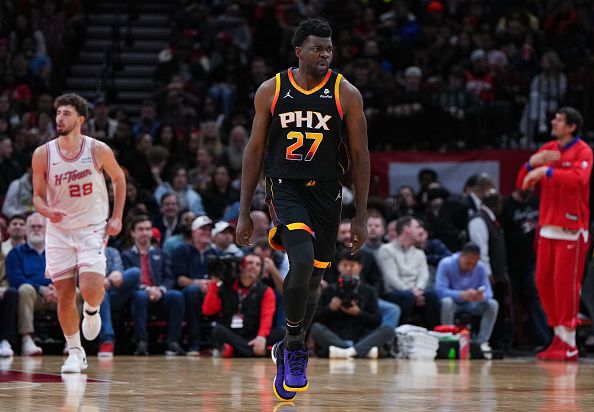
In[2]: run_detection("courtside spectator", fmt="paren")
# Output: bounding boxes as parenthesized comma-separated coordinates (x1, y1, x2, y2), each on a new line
(172, 215, 217, 355)
(97, 246, 141, 358)
(123, 215, 185, 356)
(378, 216, 439, 328)
(435, 242, 499, 357)
(7, 213, 54, 356)
(0, 247, 17, 357)
(211, 221, 242, 258)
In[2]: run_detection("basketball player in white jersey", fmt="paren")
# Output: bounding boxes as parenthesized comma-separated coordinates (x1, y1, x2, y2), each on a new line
(31, 93, 126, 373)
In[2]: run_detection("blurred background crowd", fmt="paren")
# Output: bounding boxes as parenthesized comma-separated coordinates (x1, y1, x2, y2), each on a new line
(0, 0, 593, 358)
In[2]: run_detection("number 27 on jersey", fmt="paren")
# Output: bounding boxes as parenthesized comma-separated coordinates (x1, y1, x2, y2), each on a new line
(285, 132, 323, 161)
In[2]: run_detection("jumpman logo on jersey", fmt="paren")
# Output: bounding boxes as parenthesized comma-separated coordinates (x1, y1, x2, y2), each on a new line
(283, 90, 293, 99)
(335, 191, 342, 201)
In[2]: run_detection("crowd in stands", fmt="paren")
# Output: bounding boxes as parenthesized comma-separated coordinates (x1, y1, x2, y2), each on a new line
(0, 167, 564, 359)
(1, 0, 594, 358)
(154, 0, 594, 150)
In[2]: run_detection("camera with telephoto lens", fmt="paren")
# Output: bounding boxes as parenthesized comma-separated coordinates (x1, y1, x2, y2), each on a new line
(207, 254, 242, 284)
(337, 274, 359, 308)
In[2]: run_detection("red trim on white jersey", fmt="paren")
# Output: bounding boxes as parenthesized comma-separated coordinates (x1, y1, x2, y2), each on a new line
(45, 143, 50, 182)
(90, 139, 101, 173)
(55, 136, 86, 162)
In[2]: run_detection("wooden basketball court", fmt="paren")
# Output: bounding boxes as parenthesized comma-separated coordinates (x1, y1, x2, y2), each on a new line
(1, 356, 594, 410)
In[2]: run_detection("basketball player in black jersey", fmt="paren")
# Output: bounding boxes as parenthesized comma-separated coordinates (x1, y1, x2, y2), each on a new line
(236, 18, 370, 401)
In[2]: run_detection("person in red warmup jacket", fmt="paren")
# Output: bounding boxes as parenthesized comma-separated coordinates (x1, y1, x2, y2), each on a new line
(202, 253, 284, 357)
(517, 107, 592, 361)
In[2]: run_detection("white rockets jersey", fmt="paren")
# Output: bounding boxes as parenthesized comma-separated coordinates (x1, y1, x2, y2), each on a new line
(46, 135, 109, 230)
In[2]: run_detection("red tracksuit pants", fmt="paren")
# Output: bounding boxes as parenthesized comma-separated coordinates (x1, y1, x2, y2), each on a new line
(535, 236, 589, 328)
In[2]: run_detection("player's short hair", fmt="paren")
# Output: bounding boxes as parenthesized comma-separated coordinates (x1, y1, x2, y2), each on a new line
(557, 107, 583, 136)
(130, 214, 152, 231)
(461, 242, 481, 256)
(291, 18, 332, 47)
(54, 93, 89, 118)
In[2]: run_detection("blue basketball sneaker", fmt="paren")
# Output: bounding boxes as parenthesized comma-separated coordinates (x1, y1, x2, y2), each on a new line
(272, 341, 296, 401)
(283, 348, 309, 392)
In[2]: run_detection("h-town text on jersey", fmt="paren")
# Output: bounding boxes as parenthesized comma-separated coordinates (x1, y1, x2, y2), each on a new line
(54, 169, 92, 186)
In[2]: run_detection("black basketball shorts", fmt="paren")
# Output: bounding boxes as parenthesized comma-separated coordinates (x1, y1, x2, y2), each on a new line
(264, 177, 343, 268)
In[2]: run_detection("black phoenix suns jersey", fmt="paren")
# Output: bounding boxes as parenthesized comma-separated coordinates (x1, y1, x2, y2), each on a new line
(263, 69, 348, 180)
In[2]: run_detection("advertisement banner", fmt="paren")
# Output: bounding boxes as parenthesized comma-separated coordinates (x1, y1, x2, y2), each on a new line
(370, 150, 532, 197)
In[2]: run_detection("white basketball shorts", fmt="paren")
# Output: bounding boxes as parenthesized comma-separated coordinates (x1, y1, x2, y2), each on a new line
(45, 221, 107, 281)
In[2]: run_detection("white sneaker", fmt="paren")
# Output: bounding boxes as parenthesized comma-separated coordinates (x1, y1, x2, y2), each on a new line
(480, 342, 493, 360)
(82, 303, 101, 341)
(0, 340, 13, 357)
(367, 346, 379, 359)
(21, 336, 43, 356)
(329, 346, 355, 359)
(61, 347, 88, 373)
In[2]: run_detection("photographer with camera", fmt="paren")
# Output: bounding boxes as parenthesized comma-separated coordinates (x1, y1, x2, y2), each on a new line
(310, 250, 395, 359)
(202, 253, 284, 357)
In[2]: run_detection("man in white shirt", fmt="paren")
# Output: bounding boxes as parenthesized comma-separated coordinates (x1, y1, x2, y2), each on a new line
(377, 216, 440, 328)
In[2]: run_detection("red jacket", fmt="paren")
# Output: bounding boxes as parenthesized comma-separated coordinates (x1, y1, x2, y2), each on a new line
(516, 137, 592, 230)
(202, 280, 276, 338)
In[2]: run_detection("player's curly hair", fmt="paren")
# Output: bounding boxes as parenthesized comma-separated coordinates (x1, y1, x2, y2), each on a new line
(291, 18, 332, 47)
(54, 93, 89, 118)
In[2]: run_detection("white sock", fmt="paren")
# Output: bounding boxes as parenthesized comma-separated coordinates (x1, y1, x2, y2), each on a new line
(65, 332, 82, 350)
(22, 335, 34, 344)
(557, 326, 576, 347)
(84, 302, 99, 315)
